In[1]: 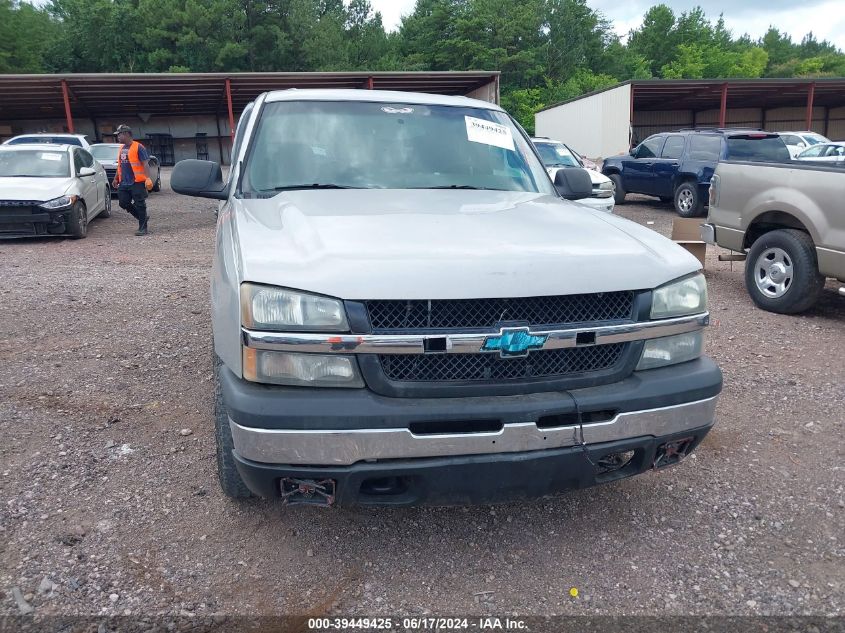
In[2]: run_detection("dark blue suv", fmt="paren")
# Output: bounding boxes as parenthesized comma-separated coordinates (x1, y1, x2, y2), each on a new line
(602, 129, 790, 217)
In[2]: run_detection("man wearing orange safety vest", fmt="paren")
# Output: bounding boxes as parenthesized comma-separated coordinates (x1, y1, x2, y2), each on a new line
(112, 124, 154, 236)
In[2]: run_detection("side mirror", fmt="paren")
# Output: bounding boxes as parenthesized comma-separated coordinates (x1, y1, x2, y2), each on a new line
(171, 159, 227, 200)
(629, 147, 637, 156)
(554, 167, 593, 200)
(78, 166, 96, 177)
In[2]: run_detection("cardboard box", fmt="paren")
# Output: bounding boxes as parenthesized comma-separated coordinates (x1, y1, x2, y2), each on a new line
(671, 217, 706, 268)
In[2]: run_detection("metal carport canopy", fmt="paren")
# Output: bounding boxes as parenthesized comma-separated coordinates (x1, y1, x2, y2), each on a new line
(0, 71, 500, 123)
(628, 77, 845, 111)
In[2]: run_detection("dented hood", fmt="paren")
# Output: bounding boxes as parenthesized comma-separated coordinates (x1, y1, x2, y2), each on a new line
(229, 189, 700, 300)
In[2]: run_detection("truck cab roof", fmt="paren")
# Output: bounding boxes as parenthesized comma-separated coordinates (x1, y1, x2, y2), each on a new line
(263, 88, 503, 111)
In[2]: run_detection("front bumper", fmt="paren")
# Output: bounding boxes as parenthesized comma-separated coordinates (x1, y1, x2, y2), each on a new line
(234, 424, 713, 506)
(223, 357, 722, 504)
(0, 205, 74, 238)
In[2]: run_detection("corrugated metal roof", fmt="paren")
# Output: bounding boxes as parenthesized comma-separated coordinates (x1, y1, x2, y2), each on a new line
(538, 78, 845, 113)
(0, 72, 500, 120)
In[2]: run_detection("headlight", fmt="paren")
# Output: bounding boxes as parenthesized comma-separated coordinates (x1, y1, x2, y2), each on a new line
(636, 331, 703, 370)
(651, 273, 707, 319)
(243, 348, 363, 387)
(597, 181, 614, 191)
(240, 283, 348, 332)
(40, 195, 77, 210)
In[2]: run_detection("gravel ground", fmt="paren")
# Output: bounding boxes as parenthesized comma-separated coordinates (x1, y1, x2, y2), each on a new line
(1, 172, 843, 620)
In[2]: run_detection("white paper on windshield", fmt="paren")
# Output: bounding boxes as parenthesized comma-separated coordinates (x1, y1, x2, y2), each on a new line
(40, 153, 63, 161)
(465, 116, 515, 151)
(555, 147, 569, 156)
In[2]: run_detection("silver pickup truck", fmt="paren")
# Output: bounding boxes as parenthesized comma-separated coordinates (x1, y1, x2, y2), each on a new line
(703, 160, 845, 313)
(171, 89, 721, 507)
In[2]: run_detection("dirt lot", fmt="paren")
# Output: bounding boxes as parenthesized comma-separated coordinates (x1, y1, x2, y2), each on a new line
(1, 171, 843, 620)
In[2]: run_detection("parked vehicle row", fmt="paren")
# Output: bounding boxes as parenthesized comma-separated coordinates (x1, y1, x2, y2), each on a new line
(603, 129, 793, 217)
(777, 130, 830, 158)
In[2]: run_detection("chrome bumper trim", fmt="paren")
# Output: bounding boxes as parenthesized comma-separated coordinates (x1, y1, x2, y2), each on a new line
(242, 313, 709, 356)
(230, 396, 718, 466)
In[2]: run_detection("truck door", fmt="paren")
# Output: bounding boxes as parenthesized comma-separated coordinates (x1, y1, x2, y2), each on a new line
(652, 135, 686, 197)
(622, 135, 664, 194)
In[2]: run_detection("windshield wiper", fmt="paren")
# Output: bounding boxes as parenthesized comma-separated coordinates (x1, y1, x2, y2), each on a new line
(263, 183, 360, 191)
(414, 185, 505, 190)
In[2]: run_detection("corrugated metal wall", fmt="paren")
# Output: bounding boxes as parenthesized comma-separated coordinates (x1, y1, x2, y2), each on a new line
(633, 106, 841, 140)
(828, 106, 845, 140)
(535, 84, 631, 160)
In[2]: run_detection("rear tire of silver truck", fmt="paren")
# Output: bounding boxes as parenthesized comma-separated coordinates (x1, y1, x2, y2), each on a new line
(214, 358, 254, 499)
(745, 229, 825, 314)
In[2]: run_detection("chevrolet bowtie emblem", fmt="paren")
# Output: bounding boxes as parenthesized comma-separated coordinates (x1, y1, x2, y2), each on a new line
(482, 327, 548, 358)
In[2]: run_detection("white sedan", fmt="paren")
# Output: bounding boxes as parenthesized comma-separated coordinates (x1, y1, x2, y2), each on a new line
(0, 143, 111, 239)
(531, 137, 615, 212)
(795, 141, 845, 163)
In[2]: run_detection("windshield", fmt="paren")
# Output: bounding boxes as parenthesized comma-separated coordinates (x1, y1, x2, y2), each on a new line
(804, 134, 828, 146)
(241, 101, 555, 195)
(534, 142, 581, 168)
(0, 149, 70, 177)
(7, 136, 82, 147)
(90, 145, 120, 160)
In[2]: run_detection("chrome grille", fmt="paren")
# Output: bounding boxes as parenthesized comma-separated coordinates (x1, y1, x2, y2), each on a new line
(379, 343, 627, 382)
(366, 292, 635, 332)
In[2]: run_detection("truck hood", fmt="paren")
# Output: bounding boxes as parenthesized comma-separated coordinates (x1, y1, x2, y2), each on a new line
(231, 190, 700, 300)
(0, 177, 74, 202)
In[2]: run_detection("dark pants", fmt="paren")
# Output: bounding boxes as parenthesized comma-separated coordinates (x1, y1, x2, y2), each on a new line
(117, 183, 148, 230)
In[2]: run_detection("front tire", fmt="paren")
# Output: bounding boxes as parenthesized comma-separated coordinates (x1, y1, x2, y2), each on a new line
(608, 173, 625, 204)
(744, 229, 825, 314)
(68, 201, 88, 239)
(214, 358, 253, 499)
(674, 181, 703, 217)
(99, 186, 112, 218)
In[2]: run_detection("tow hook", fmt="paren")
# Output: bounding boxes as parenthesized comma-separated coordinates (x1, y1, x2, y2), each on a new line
(653, 436, 695, 469)
(280, 478, 336, 506)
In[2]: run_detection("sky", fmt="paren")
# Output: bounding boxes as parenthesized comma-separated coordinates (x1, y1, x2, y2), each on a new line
(370, 0, 845, 51)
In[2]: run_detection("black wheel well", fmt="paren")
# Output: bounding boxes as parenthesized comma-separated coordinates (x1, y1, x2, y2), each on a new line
(744, 212, 811, 250)
(604, 168, 621, 176)
(674, 175, 698, 189)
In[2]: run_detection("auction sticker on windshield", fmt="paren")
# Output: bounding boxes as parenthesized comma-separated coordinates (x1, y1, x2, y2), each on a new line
(465, 115, 515, 151)
(40, 153, 63, 161)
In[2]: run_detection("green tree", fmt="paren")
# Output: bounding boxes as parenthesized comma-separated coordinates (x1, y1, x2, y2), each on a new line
(0, 0, 57, 73)
(627, 4, 677, 77)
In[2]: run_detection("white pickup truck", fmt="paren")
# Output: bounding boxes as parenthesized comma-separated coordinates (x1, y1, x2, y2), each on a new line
(172, 89, 721, 507)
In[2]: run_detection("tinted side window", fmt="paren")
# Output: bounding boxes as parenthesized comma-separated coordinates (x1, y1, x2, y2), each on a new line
(72, 150, 84, 173)
(782, 135, 801, 145)
(725, 136, 791, 163)
(637, 136, 664, 158)
(661, 136, 685, 159)
(78, 149, 94, 167)
(688, 135, 722, 161)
